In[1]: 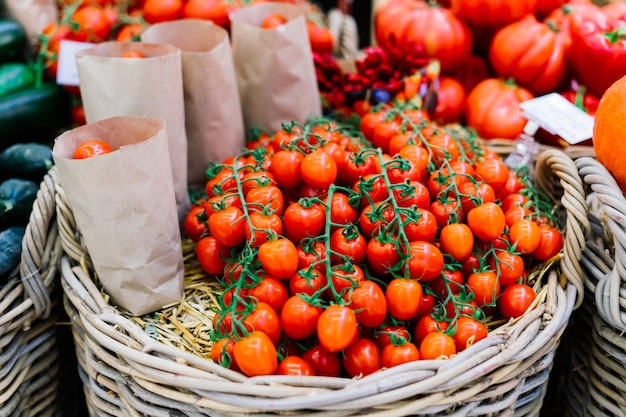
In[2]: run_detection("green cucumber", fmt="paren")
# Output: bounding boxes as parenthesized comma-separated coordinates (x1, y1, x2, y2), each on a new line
(0, 83, 72, 149)
(0, 62, 36, 97)
(0, 143, 53, 182)
(0, 225, 25, 282)
(0, 19, 26, 63)
(0, 178, 38, 229)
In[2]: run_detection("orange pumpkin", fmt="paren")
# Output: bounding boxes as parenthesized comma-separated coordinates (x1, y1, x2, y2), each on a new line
(593, 74, 626, 191)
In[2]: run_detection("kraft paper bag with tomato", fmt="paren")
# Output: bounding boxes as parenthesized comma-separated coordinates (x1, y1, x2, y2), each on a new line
(141, 19, 245, 187)
(230, 2, 321, 135)
(52, 116, 184, 316)
(75, 41, 190, 221)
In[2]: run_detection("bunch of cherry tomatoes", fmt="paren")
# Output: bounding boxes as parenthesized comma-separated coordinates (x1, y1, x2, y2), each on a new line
(184, 109, 563, 378)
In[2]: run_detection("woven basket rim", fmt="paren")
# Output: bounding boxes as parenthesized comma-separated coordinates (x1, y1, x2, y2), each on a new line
(0, 168, 63, 333)
(55, 148, 590, 415)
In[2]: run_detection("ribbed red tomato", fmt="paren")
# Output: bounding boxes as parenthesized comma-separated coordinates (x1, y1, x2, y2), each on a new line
(374, 0, 473, 73)
(489, 14, 571, 95)
(465, 78, 534, 140)
(450, 0, 538, 28)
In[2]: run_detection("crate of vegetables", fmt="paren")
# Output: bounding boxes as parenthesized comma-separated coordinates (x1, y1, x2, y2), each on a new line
(50, 105, 592, 416)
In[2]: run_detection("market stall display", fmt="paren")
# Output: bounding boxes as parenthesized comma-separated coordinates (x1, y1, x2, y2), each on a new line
(2, 0, 626, 416)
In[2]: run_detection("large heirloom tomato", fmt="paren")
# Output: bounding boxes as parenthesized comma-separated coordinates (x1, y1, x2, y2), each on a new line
(450, 0, 538, 28)
(465, 78, 534, 140)
(489, 14, 571, 95)
(374, 0, 473, 73)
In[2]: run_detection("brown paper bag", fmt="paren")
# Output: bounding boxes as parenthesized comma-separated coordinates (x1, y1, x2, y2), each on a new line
(231, 3, 321, 135)
(3, 0, 57, 47)
(52, 116, 184, 316)
(141, 19, 245, 187)
(75, 41, 190, 221)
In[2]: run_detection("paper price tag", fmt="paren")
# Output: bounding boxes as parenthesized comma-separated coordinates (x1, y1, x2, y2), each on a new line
(56, 40, 95, 86)
(519, 93, 594, 145)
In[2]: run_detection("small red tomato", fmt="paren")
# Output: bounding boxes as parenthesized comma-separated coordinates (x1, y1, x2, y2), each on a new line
(269, 150, 304, 189)
(184, 203, 208, 242)
(439, 223, 475, 262)
(466, 271, 500, 307)
(406, 241, 444, 281)
(531, 225, 563, 261)
(243, 302, 282, 346)
(451, 316, 488, 352)
(498, 284, 536, 320)
(261, 13, 287, 29)
(381, 342, 420, 368)
(248, 277, 289, 313)
(342, 338, 382, 378)
(277, 356, 316, 376)
(301, 151, 337, 189)
(419, 332, 457, 360)
(73, 140, 113, 159)
(346, 280, 387, 328)
(208, 206, 245, 248)
(233, 331, 277, 377)
(301, 345, 341, 377)
(329, 226, 367, 265)
(467, 202, 505, 242)
(317, 304, 359, 353)
(258, 239, 298, 279)
(509, 219, 541, 254)
(280, 296, 322, 340)
(196, 236, 226, 276)
(283, 201, 326, 244)
(385, 279, 423, 321)
(211, 338, 239, 371)
(490, 250, 525, 287)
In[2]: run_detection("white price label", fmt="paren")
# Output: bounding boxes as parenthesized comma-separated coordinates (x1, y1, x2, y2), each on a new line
(519, 92, 594, 145)
(56, 40, 95, 86)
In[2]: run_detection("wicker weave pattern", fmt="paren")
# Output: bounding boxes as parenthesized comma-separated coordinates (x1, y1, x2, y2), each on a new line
(55, 149, 590, 416)
(0, 167, 64, 416)
(575, 157, 626, 332)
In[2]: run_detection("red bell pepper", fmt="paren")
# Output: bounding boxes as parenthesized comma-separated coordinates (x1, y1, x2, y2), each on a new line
(569, 19, 626, 97)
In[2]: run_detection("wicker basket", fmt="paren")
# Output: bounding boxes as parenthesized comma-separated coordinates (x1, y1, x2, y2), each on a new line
(0, 167, 65, 416)
(55, 148, 590, 417)
(562, 156, 626, 417)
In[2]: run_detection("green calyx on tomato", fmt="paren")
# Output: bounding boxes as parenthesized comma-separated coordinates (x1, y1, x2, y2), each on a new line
(604, 26, 626, 44)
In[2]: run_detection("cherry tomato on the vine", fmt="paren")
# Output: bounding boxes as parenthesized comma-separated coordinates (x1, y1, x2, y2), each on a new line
(258, 239, 298, 279)
(419, 332, 457, 360)
(277, 356, 316, 376)
(499, 283, 536, 319)
(406, 241, 444, 281)
(452, 316, 488, 352)
(301, 151, 338, 189)
(342, 338, 382, 378)
(439, 223, 475, 262)
(280, 296, 322, 340)
(346, 280, 387, 328)
(301, 345, 342, 377)
(385, 279, 423, 320)
(317, 304, 359, 353)
(232, 331, 277, 377)
(382, 342, 420, 368)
